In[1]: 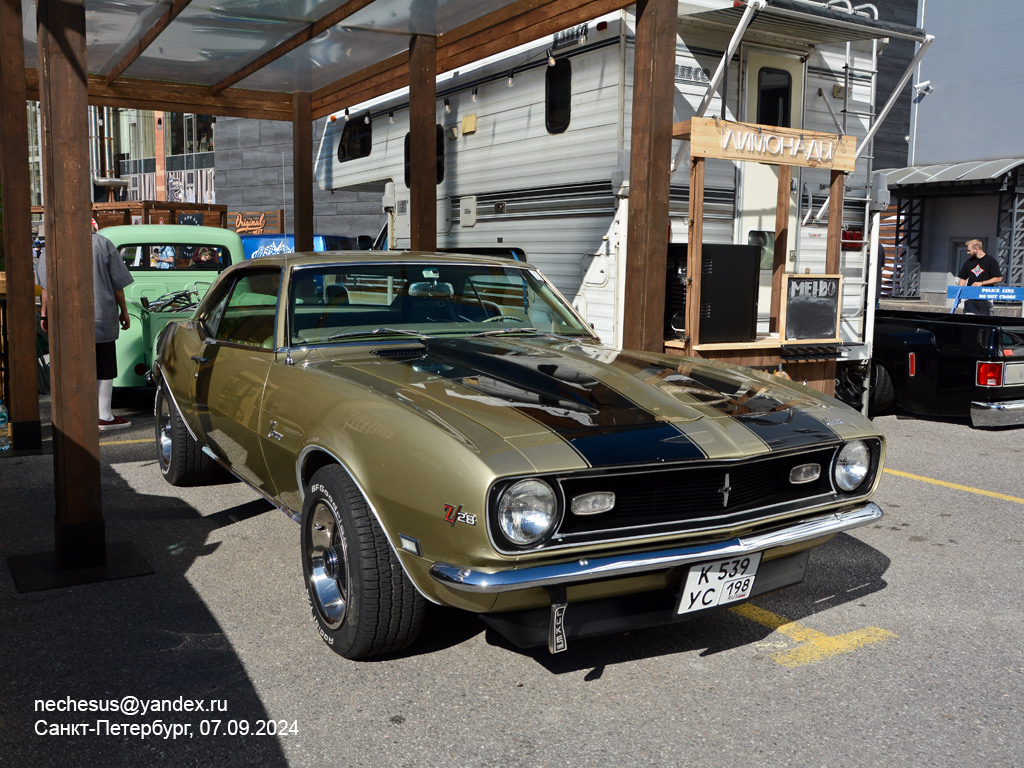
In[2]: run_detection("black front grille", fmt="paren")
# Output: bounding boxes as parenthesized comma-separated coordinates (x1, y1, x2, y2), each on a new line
(555, 446, 840, 543)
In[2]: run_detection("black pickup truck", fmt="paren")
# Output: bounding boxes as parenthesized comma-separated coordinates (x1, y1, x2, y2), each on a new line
(871, 309, 1024, 427)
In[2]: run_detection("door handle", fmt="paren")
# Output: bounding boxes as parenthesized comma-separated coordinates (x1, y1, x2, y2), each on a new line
(190, 355, 209, 364)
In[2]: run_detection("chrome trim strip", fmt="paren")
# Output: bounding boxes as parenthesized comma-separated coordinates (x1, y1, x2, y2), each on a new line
(430, 502, 883, 593)
(155, 374, 202, 445)
(970, 399, 1024, 428)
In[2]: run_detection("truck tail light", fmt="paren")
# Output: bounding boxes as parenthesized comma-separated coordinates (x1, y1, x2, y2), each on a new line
(908, 353, 916, 377)
(977, 362, 1003, 387)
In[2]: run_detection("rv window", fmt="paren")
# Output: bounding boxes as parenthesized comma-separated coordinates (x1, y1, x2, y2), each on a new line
(404, 126, 445, 187)
(337, 116, 372, 163)
(757, 68, 792, 128)
(546, 58, 571, 134)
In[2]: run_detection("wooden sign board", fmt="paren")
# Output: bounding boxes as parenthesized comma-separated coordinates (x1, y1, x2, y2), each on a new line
(780, 274, 843, 342)
(687, 117, 856, 172)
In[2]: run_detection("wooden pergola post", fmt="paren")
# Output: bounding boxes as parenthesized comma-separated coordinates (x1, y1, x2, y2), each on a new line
(408, 34, 437, 252)
(622, 0, 675, 351)
(292, 91, 313, 253)
(769, 163, 793, 333)
(826, 169, 845, 273)
(37, 0, 104, 569)
(684, 155, 705, 354)
(0, 0, 42, 450)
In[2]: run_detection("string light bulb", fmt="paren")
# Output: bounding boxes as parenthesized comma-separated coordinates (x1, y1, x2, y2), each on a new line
(471, 86, 478, 102)
(444, 97, 451, 114)
(388, 109, 395, 124)
(507, 70, 514, 88)
(546, 49, 556, 67)
(364, 113, 370, 124)
(344, 108, 350, 121)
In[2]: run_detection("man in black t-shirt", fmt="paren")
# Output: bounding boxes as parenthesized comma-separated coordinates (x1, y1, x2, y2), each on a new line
(957, 239, 1002, 315)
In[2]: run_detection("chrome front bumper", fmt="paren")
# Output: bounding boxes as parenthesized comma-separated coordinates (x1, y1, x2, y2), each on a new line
(430, 502, 882, 594)
(970, 398, 1024, 428)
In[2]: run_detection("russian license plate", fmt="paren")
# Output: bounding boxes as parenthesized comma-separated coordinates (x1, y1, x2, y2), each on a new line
(677, 552, 762, 615)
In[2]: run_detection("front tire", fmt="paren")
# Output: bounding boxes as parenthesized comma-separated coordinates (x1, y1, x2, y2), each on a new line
(301, 466, 425, 659)
(155, 385, 222, 486)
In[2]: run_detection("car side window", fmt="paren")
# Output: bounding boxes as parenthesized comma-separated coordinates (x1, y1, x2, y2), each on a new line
(211, 269, 281, 348)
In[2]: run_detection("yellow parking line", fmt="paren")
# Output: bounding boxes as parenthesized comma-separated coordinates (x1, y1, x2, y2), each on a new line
(884, 468, 1024, 505)
(730, 602, 896, 667)
(99, 438, 152, 446)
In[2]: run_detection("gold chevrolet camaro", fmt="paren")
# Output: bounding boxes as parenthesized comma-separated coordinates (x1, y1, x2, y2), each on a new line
(153, 251, 885, 659)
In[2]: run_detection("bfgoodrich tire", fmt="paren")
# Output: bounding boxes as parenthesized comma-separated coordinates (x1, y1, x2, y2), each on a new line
(869, 362, 896, 416)
(155, 385, 223, 486)
(301, 465, 425, 660)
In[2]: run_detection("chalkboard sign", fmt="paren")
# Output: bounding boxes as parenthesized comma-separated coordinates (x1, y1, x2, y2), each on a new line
(780, 274, 842, 342)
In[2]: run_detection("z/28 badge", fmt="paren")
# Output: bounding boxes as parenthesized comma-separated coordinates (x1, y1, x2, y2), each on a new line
(444, 504, 476, 527)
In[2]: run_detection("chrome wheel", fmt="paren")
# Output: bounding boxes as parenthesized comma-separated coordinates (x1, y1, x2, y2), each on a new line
(307, 501, 350, 629)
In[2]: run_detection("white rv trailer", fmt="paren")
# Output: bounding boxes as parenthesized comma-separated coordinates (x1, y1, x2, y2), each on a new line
(315, 0, 930, 405)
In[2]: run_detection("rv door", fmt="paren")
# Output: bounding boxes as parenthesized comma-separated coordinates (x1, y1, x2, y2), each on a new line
(740, 49, 804, 334)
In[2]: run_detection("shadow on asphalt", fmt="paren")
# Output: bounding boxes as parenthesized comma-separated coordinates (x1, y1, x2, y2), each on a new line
(488, 533, 890, 675)
(0, 455, 289, 766)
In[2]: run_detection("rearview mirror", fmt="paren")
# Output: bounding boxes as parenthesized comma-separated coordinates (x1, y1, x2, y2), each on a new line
(408, 281, 454, 299)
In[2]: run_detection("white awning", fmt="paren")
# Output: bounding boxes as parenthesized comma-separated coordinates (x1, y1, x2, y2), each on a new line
(881, 159, 1024, 186)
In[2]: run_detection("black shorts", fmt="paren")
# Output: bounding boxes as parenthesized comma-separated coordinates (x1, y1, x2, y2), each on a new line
(964, 299, 992, 316)
(96, 340, 118, 380)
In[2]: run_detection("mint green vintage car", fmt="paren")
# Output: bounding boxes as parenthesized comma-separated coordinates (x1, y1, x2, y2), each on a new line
(102, 224, 243, 387)
(153, 252, 885, 659)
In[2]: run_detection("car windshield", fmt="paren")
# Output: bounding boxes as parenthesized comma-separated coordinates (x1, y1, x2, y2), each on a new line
(287, 262, 594, 346)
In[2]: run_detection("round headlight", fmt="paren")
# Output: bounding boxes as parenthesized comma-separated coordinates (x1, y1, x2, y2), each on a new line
(497, 479, 558, 546)
(834, 440, 871, 492)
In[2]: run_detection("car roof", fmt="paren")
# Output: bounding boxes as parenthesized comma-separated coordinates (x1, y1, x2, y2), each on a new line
(238, 250, 535, 269)
(99, 225, 244, 248)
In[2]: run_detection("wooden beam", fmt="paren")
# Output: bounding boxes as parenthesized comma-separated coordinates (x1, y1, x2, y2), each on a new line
(37, 0, 104, 568)
(770, 163, 792, 334)
(685, 157, 705, 354)
(408, 35, 437, 252)
(622, 0, 675, 352)
(212, 0, 377, 96)
(311, 0, 634, 119)
(313, 52, 410, 118)
(292, 92, 314, 252)
(826, 169, 845, 273)
(0, 0, 42, 449)
(26, 69, 296, 122)
(437, 0, 629, 74)
(103, 0, 193, 86)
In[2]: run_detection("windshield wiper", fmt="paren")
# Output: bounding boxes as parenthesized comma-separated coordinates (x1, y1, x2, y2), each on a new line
(469, 327, 539, 338)
(327, 327, 431, 341)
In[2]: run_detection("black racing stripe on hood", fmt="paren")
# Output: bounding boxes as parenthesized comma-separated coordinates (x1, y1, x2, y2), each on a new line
(398, 337, 706, 466)
(612, 352, 841, 448)
(730, 407, 840, 449)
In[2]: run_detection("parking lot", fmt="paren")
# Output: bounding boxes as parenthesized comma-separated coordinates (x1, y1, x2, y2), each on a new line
(2, 394, 1022, 767)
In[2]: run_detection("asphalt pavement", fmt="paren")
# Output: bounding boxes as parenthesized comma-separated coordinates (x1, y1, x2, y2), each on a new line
(1, 391, 1022, 767)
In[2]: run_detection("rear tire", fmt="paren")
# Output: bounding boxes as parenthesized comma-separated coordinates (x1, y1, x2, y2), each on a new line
(155, 385, 222, 486)
(301, 465, 425, 659)
(869, 362, 896, 416)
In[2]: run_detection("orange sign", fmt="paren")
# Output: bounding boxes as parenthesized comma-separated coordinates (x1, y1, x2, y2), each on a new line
(234, 212, 268, 235)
